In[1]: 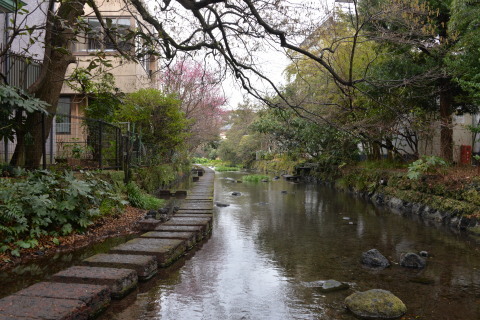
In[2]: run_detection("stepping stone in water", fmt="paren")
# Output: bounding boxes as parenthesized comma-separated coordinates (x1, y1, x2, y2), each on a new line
(166, 217, 212, 233)
(138, 219, 162, 231)
(0, 295, 89, 320)
(175, 213, 213, 218)
(50, 266, 138, 299)
(155, 225, 204, 242)
(82, 254, 158, 281)
(141, 231, 197, 249)
(13, 282, 110, 317)
(110, 238, 186, 267)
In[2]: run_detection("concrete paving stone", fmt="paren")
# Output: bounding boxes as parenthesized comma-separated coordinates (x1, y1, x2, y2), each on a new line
(138, 219, 162, 231)
(141, 231, 197, 248)
(178, 205, 214, 211)
(164, 217, 212, 234)
(14, 282, 110, 318)
(154, 225, 204, 242)
(50, 266, 137, 299)
(109, 238, 186, 267)
(177, 209, 213, 215)
(81, 254, 157, 281)
(0, 295, 89, 320)
(175, 213, 213, 218)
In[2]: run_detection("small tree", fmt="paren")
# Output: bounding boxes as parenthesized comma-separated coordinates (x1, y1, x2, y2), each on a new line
(114, 88, 190, 162)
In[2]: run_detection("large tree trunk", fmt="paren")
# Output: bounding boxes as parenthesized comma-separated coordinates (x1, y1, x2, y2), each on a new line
(10, 0, 87, 168)
(439, 80, 454, 163)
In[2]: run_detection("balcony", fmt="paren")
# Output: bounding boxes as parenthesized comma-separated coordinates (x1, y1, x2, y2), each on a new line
(0, 50, 42, 90)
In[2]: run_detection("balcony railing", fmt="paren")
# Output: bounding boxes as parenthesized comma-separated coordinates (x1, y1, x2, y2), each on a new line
(0, 50, 42, 90)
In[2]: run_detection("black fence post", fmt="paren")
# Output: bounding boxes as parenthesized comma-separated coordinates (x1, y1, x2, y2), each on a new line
(124, 134, 130, 183)
(41, 113, 47, 170)
(116, 127, 120, 169)
(50, 123, 54, 164)
(98, 121, 103, 169)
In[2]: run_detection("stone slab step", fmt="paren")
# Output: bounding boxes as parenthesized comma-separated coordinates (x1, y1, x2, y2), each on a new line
(109, 238, 186, 267)
(184, 197, 213, 201)
(177, 209, 213, 215)
(13, 282, 110, 318)
(175, 213, 213, 218)
(0, 295, 89, 320)
(164, 217, 212, 234)
(140, 231, 197, 248)
(81, 254, 157, 281)
(138, 219, 162, 231)
(154, 225, 204, 242)
(179, 202, 213, 208)
(50, 266, 137, 299)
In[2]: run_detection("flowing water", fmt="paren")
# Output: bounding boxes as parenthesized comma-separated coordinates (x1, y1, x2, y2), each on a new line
(98, 171, 480, 320)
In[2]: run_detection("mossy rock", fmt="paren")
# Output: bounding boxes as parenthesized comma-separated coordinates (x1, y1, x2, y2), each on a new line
(345, 289, 406, 319)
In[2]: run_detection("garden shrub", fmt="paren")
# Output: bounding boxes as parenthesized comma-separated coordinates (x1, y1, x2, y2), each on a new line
(243, 174, 270, 182)
(126, 181, 164, 210)
(0, 170, 126, 255)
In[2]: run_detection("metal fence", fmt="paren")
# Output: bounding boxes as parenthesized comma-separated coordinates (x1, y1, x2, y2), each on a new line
(0, 51, 42, 90)
(0, 112, 152, 171)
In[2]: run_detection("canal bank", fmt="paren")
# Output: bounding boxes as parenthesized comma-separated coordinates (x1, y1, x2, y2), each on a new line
(256, 159, 480, 237)
(0, 167, 215, 319)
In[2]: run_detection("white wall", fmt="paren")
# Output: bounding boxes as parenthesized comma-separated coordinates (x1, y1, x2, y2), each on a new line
(8, 0, 48, 60)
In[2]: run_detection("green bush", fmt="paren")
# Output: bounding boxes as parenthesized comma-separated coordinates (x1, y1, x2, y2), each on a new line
(407, 156, 448, 180)
(134, 163, 188, 193)
(215, 166, 241, 172)
(0, 170, 126, 256)
(243, 174, 270, 182)
(126, 182, 164, 210)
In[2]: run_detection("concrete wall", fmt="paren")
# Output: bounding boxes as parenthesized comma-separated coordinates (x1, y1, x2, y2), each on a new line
(9, 0, 48, 59)
(418, 114, 475, 163)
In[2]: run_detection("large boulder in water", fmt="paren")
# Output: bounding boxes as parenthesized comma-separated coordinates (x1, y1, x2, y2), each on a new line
(345, 289, 406, 319)
(361, 249, 390, 269)
(400, 253, 426, 269)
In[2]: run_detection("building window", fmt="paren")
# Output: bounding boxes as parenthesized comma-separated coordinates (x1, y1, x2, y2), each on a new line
(56, 97, 71, 134)
(75, 17, 132, 52)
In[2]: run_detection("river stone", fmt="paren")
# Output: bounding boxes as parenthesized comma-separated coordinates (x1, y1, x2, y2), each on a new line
(216, 202, 230, 207)
(361, 249, 390, 269)
(400, 253, 426, 269)
(419, 251, 429, 257)
(345, 289, 406, 319)
(320, 279, 350, 292)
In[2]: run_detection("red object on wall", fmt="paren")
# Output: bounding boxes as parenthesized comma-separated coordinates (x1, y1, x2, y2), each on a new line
(460, 145, 472, 164)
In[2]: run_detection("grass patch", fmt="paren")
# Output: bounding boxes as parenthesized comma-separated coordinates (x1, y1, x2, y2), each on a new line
(215, 166, 241, 172)
(243, 174, 270, 182)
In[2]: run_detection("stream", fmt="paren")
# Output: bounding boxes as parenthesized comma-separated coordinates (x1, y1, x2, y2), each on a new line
(98, 171, 480, 319)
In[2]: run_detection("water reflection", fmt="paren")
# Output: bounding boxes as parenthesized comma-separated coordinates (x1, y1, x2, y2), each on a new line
(102, 172, 480, 320)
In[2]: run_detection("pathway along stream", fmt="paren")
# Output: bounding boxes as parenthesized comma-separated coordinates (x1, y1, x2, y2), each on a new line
(77, 171, 476, 319)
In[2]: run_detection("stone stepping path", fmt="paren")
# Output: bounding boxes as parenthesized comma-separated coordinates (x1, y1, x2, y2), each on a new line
(0, 166, 215, 320)
(154, 225, 205, 242)
(50, 266, 138, 299)
(141, 231, 197, 249)
(81, 253, 157, 281)
(109, 238, 186, 267)
(0, 295, 89, 320)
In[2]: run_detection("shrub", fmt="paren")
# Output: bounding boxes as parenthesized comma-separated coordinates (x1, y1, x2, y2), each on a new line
(0, 170, 126, 255)
(215, 166, 241, 172)
(126, 182, 164, 210)
(407, 156, 448, 180)
(243, 174, 270, 182)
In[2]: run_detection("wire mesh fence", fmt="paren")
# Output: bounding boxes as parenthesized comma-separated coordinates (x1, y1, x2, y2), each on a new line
(0, 111, 152, 171)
